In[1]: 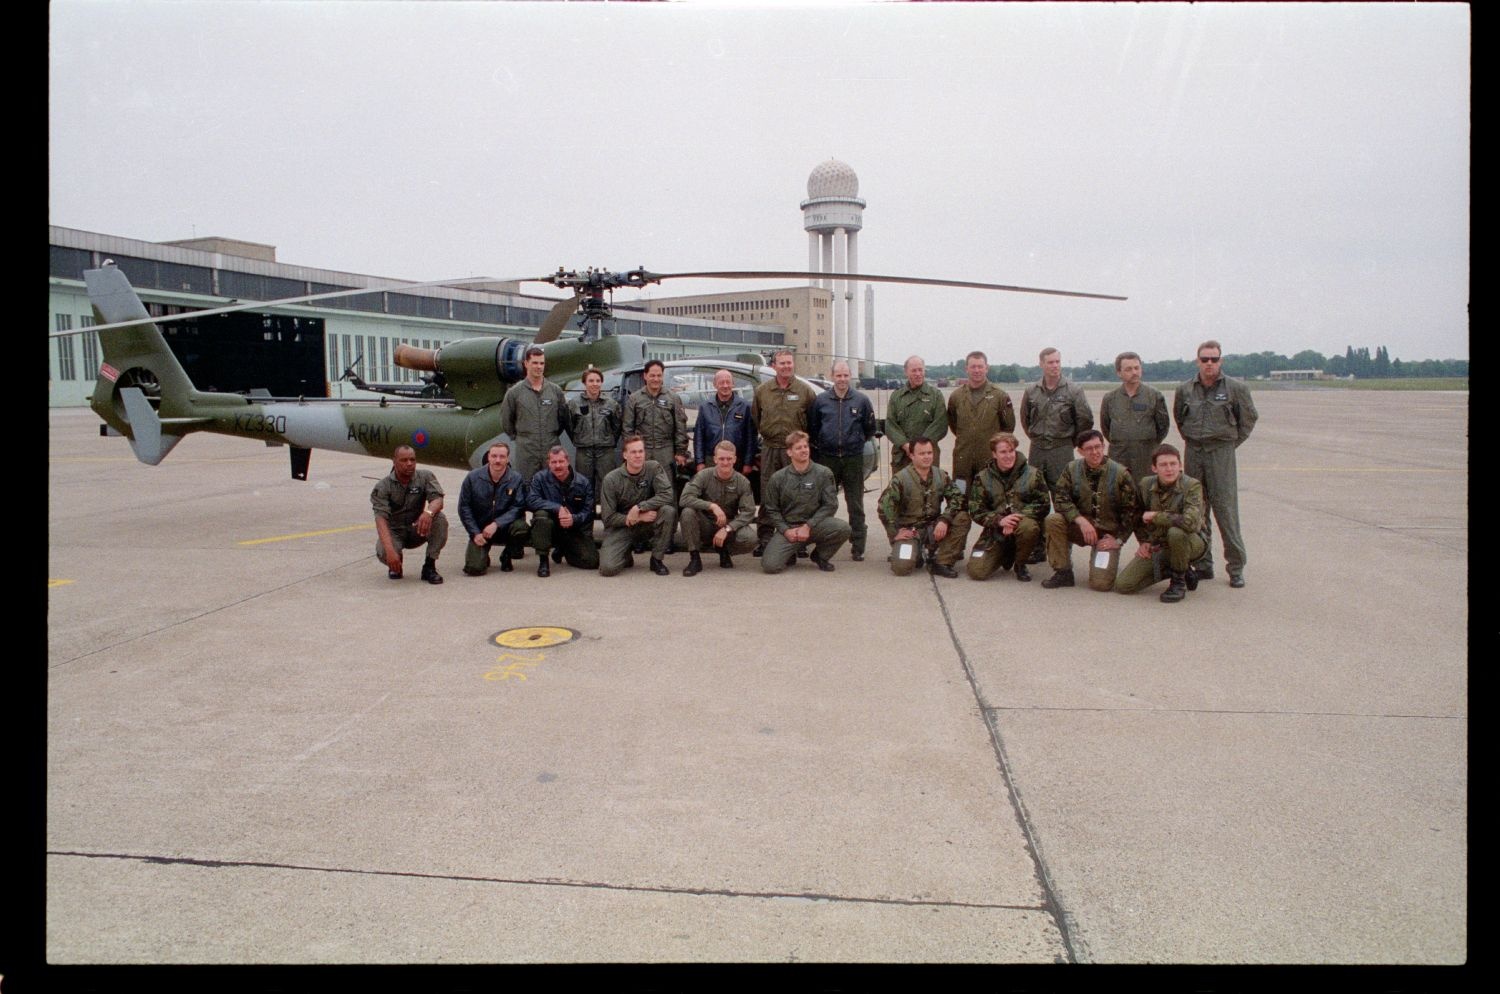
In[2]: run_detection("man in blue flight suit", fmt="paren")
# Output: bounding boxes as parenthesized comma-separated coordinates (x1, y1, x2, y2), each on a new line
(526, 445, 599, 576)
(458, 442, 531, 576)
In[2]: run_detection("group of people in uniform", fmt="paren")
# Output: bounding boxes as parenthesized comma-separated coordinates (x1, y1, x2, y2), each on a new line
(371, 341, 1256, 602)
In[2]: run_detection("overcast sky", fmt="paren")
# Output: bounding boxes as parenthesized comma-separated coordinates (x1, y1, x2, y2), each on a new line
(50, 1, 1469, 365)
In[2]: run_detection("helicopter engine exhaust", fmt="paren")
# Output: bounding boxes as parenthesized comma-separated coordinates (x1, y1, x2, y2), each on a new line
(394, 337, 530, 385)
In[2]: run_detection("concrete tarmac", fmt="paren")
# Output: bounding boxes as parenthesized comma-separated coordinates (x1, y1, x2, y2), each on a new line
(45, 387, 1467, 964)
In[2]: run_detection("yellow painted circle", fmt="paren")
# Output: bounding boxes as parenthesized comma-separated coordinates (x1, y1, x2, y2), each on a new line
(492, 626, 577, 649)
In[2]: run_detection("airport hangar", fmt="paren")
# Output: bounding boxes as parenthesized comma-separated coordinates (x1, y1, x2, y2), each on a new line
(47, 225, 836, 409)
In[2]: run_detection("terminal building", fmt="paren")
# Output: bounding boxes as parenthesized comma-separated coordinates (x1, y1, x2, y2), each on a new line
(47, 225, 790, 408)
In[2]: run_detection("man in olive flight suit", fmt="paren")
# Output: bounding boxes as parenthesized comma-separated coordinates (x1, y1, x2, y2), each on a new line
(1114, 443, 1208, 602)
(964, 432, 1050, 583)
(884, 354, 948, 476)
(679, 440, 759, 575)
(1173, 339, 1258, 588)
(1099, 350, 1170, 487)
(370, 444, 448, 584)
(751, 349, 817, 553)
(761, 430, 850, 573)
(622, 358, 689, 478)
(497, 345, 568, 482)
(877, 437, 967, 578)
(598, 435, 678, 577)
(1020, 346, 1093, 564)
(946, 350, 1017, 485)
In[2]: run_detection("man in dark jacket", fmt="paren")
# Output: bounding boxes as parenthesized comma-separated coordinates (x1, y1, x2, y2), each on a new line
(808, 360, 876, 560)
(458, 442, 531, 576)
(694, 368, 757, 475)
(526, 445, 598, 575)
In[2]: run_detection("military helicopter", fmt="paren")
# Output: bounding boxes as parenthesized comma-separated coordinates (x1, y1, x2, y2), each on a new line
(73, 263, 1123, 479)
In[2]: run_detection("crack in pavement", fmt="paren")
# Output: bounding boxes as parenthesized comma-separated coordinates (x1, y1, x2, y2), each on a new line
(925, 572, 1083, 962)
(46, 850, 1048, 913)
(983, 705, 1466, 720)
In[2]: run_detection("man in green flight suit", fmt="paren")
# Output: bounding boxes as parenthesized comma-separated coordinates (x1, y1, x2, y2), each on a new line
(497, 345, 568, 482)
(1114, 443, 1208, 602)
(946, 350, 1017, 485)
(370, 444, 448, 584)
(884, 354, 948, 476)
(1173, 339, 1258, 588)
(1099, 350, 1170, 486)
(761, 431, 850, 574)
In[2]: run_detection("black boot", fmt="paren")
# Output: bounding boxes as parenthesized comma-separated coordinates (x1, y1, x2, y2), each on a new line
(499, 552, 514, 572)
(420, 558, 444, 584)
(1041, 568, 1075, 589)
(1185, 566, 1199, 591)
(1160, 570, 1187, 603)
(536, 557, 550, 578)
(1014, 563, 1032, 582)
(683, 552, 703, 577)
(649, 557, 671, 576)
(719, 549, 734, 569)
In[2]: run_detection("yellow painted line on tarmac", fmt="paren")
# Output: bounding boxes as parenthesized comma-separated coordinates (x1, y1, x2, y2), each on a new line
(238, 524, 374, 546)
(48, 578, 76, 588)
(1253, 466, 1463, 473)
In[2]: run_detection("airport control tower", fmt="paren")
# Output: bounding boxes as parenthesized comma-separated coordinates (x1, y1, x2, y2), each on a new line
(801, 159, 865, 370)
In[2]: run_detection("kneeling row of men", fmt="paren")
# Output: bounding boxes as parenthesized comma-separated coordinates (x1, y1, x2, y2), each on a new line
(371, 428, 1207, 601)
(371, 431, 852, 581)
(878, 429, 1209, 602)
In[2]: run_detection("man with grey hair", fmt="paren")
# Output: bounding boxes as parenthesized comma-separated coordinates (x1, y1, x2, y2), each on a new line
(884, 354, 947, 475)
(1099, 350, 1170, 486)
(808, 359, 876, 560)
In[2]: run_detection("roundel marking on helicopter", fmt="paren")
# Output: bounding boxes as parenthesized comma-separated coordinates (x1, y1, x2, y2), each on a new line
(492, 627, 578, 649)
(410, 429, 431, 448)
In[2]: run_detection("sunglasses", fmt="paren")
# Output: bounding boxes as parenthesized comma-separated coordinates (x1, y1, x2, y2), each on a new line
(1198, 356, 1222, 363)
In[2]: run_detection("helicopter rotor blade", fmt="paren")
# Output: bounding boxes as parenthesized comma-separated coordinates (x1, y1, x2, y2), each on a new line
(648, 270, 1127, 301)
(55, 273, 522, 337)
(533, 292, 582, 345)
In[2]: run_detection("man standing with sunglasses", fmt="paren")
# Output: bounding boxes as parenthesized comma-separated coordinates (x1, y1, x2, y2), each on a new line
(1173, 341, 1258, 588)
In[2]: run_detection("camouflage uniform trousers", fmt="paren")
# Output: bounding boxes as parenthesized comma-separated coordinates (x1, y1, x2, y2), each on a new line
(816, 453, 868, 555)
(1043, 514, 1126, 572)
(888, 521, 968, 577)
(374, 513, 449, 566)
(965, 519, 1042, 580)
(599, 507, 679, 576)
(1114, 527, 1208, 594)
(463, 518, 531, 574)
(1184, 441, 1246, 575)
(529, 510, 600, 571)
(762, 517, 851, 574)
(681, 510, 757, 556)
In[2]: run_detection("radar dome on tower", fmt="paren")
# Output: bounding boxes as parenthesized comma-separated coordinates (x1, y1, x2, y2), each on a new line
(807, 159, 860, 200)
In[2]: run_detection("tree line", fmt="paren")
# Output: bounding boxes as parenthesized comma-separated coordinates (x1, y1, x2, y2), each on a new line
(873, 346, 1467, 383)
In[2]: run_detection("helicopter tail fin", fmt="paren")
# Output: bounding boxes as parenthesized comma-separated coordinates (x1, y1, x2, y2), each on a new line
(85, 265, 226, 463)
